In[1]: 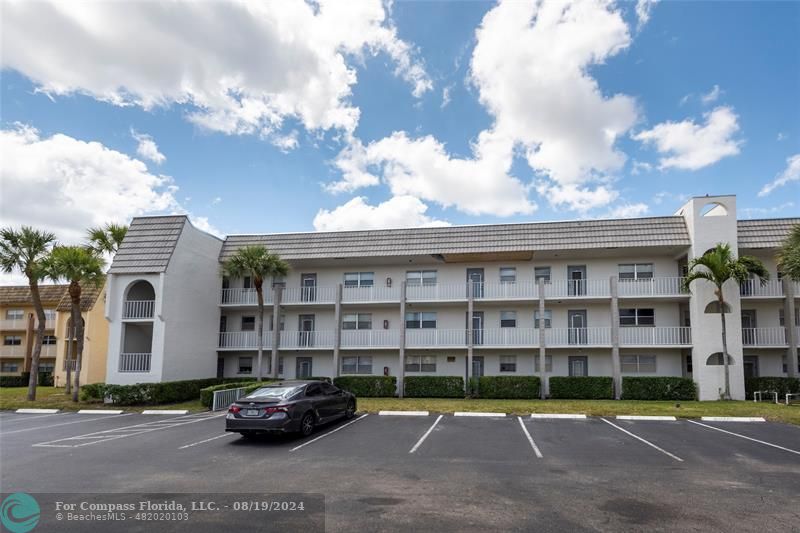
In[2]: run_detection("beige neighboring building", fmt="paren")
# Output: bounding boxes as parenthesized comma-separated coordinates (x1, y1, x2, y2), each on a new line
(0, 283, 108, 386)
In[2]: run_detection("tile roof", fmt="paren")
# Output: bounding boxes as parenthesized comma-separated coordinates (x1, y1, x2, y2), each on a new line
(0, 285, 67, 306)
(737, 218, 800, 249)
(220, 216, 692, 261)
(55, 283, 104, 312)
(108, 216, 186, 274)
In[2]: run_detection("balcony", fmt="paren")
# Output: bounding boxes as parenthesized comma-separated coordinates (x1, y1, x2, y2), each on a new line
(280, 330, 335, 349)
(406, 329, 468, 348)
(476, 328, 539, 347)
(547, 327, 612, 347)
(0, 345, 24, 357)
(741, 327, 787, 347)
(341, 285, 400, 304)
(739, 279, 784, 298)
(340, 329, 400, 349)
(221, 288, 270, 306)
(118, 352, 151, 372)
(281, 287, 337, 305)
(618, 277, 687, 298)
(123, 300, 155, 319)
(619, 327, 692, 346)
(0, 318, 28, 330)
(40, 344, 56, 358)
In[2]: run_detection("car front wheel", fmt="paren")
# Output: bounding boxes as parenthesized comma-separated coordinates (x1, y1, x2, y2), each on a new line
(300, 413, 315, 437)
(345, 400, 355, 419)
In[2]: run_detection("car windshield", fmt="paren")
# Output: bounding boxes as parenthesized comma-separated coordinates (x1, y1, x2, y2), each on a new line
(245, 386, 300, 399)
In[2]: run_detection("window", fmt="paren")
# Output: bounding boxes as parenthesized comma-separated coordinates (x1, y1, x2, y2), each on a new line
(3, 336, 22, 346)
(621, 355, 657, 373)
(344, 272, 374, 287)
(1, 362, 18, 373)
(342, 313, 372, 330)
(534, 355, 553, 372)
(619, 263, 654, 280)
(405, 355, 437, 372)
(342, 356, 373, 375)
(238, 357, 253, 374)
(243, 276, 252, 289)
(38, 362, 55, 373)
(500, 355, 517, 372)
(44, 309, 56, 320)
(405, 312, 437, 329)
(534, 267, 551, 283)
(42, 335, 57, 345)
(268, 314, 285, 331)
(782, 355, 800, 374)
(499, 267, 516, 283)
(406, 270, 437, 286)
(534, 310, 552, 328)
(5, 309, 24, 320)
(620, 308, 655, 326)
(779, 308, 800, 327)
(500, 311, 517, 328)
(241, 316, 255, 331)
(272, 275, 286, 289)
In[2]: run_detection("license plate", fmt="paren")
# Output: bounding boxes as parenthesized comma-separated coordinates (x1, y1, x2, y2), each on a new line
(245, 409, 260, 416)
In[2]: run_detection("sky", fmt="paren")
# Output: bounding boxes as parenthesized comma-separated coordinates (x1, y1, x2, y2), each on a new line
(1, 0, 799, 264)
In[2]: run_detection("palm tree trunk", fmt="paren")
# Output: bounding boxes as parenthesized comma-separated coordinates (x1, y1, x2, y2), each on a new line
(718, 291, 731, 400)
(70, 281, 84, 402)
(26, 280, 46, 401)
(65, 324, 72, 395)
(256, 286, 264, 383)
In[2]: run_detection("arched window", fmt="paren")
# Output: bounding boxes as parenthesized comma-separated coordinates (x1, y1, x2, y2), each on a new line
(706, 352, 734, 365)
(704, 301, 731, 314)
(125, 280, 156, 301)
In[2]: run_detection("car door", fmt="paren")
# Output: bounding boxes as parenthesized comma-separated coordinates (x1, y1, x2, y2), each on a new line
(321, 382, 347, 417)
(304, 383, 327, 419)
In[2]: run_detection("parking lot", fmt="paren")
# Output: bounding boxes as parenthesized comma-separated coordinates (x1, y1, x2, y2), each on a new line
(1, 409, 799, 531)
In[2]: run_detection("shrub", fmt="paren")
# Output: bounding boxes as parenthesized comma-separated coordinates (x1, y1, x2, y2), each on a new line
(621, 377, 696, 401)
(0, 372, 52, 387)
(745, 377, 800, 400)
(333, 376, 396, 397)
(79, 383, 107, 402)
(475, 376, 541, 399)
(103, 378, 227, 406)
(549, 376, 614, 399)
(404, 376, 464, 398)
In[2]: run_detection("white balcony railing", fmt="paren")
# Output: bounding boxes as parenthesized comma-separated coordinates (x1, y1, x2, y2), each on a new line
(480, 282, 538, 300)
(739, 279, 783, 298)
(619, 327, 692, 346)
(63, 358, 78, 371)
(123, 300, 155, 319)
(341, 285, 400, 303)
(406, 284, 468, 301)
(618, 277, 687, 297)
(478, 328, 539, 346)
(221, 288, 270, 306)
(340, 329, 400, 348)
(0, 318, 28, 330)
(543, 279, 611, 298)
(119, 352, 151, 372)
(741, 327, 787, 346)
(279, 330, 335, 349)
(0, 345, 24, 357)
(40, 344, 56, 358)
(406, 329, 468, 348)
(281, 287, 337, 305)
(548, 327, 612, 346)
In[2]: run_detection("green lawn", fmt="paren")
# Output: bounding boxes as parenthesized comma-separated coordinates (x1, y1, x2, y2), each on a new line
(0, 387, 206, 413)
(357, 398, 800, 425)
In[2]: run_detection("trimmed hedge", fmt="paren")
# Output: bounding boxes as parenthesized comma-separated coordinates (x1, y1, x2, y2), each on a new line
(621, 377, 696, 401)
(745, 377, 800, 400)
(98, 378, 231, 405)
(474, 376, 541, 399)
(79, 383, 107, 402)
(0, 372, 53, 388)
(549, 376, 614, 399)
(404, 376, 464, 398)
(333, 376, 396, 397)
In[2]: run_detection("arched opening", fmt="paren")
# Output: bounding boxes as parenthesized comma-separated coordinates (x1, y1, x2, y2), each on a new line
(704, 301, 731, 314)
(123, 280, 155, 319)
(700, 202, 728, 217)
(120, 322, 153, 373)
(706, 352, 735, 366)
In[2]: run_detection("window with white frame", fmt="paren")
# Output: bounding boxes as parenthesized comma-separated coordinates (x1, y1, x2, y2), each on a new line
(406, 270, 437, 286)
(500, 355, 517, 372)
(405, 355, 437, 372)
(243, 276, 252, 289)
(534, 354, 553, 372)
(499, 267, 516, 283)
(621, 355, 657, 373)
(344, 272, 374, 287)
(238, 357, 253, 374)
(405, 312, 437, 329)
(619, 263, 654, 280)
(3, 336, 22, 346)
(342, 355, 373, 375)
(1, 362, 19, 373)
(534, 310, 552, 328)
(42, 335, 57, 345)
(5, 309, 24, 320)
(241, 316, 255, 331)
(500, 311, 517, 328)
(534, 267, 551, 283)
(342, 313, 372, 330)
(620, 308, 655, 326)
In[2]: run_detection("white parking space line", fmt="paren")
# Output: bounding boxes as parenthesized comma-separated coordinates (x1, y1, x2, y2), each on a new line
(379, 410, 429, 416)
(16, 408, 60, 414)
(454, 412, 506, 417)
(409, 414, 444, 454)
(517, 417, 543, 458)
(2, 413, 132, 435)
(687, 420, 800, 456)
(179, 433, 236, 450)
(616, 415, 677, 421)
(600, 418, 683, 462)
(530, 414, 587, 419)
(142, 410, 190, 415)
(700, 417, 765, 422)
(77, 410, 124, 415)
(290, 414, 369, 453)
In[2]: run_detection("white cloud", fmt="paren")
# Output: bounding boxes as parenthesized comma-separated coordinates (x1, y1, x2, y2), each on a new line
(630, 160, 653, 175)
(777, 132, 787, 141)
(211, 197, 222, 206)
(758, 153, 800, 197)
(271, 130, 299, 152)
(635, 0, 659, 31)
(632, 106, 742, 170)
(535, 182, 618, 212)
(441, 85, 453, 109)
(190, 216, 224, 238)
(605, 202, 649, 218)
(700, 84, 722, 104)
(2, 1, 430, 139)
(131, 130, 166, 164)
(313, 195, 450, 231)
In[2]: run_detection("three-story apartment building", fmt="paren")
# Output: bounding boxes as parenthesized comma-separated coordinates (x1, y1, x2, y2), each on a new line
(104, 195, 799, 400)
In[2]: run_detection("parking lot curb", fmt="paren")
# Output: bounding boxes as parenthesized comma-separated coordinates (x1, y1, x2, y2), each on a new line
(78, 410, 124, 415)
(530, 414, 587, 419)
(142, 410, 190, 415)
(454, 412, 506, 417)
(15, 408, 60, 414)
(378, 410, 429, 416)
(616, 415, 677, 421)
(700, 416, 765, 422)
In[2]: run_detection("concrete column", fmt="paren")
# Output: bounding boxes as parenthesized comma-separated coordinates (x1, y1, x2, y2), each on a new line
(538, 278, 547, 399)
(783, 277, 798, 378)
(610, 276, 622, 399)
(332, 283, 342, 379)
(398, 281, 406, 398)
(271, 285, 282, 379)
(467, 282, 474, 394)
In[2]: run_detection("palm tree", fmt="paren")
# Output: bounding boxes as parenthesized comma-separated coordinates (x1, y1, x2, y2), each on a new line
(43, 246, 105, 401)
(683, 243, 769, 400)
(777, 224, 800, 281)
(0, 227, 56, 401)
(87, 223, 128, 255)
(221, 246, 288, 381)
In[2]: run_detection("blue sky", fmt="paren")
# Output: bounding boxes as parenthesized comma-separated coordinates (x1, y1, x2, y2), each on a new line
(1, 0, 798, 243)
